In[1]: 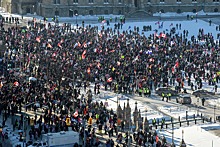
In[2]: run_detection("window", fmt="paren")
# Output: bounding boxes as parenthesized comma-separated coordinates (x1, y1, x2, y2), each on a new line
(160, 0, 165, 2)
(104, 10, 108, 14)
(89, 10, 93, 15)
(89, 0, 94, 3)
(176, 0, 181, 2)
(148, 0, 151, 2)
(192, 0, 197, 2)
(104, 0, 109, 3)
(118, 10, 122, 15)
(118, 0, 122, 3)
(73, 0, 78, 3)
(54, 0, 60, 4)
(213, 0, 219, 2)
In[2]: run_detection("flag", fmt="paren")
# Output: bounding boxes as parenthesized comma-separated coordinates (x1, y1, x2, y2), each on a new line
(97, 62, 101, 69)
(0, 81, 3, 88)
(101, 20, 106, 24)
(175, 61, 179, 68)
(149, 58, 154, 62)
(57, 42, 62, 48)
(73, 110, 78, 117)
(87, 67, 91, 74)
(36, 37, 41, 43)
(107, 77, 113, 83)
(109, 50, 115, 53)
(47, 43, 52, 48)
(83, 42, 87, 48)
(160, 33, 166, 38)
(14, 81, 19, 87)
(82, 50, 86, 59)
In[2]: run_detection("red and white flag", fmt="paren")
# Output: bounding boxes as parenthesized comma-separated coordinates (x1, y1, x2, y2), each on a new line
(101, 20, 106, 24)
(57, 43, 62, 48)
(36, 37, 41, 43)
(82, 50, 86, 59)
(0, 81, 3, 88)
(14, 81, 19, 87)
(160, 33, 166, 38)
(47, 43, 53, 48)
(107, 77, 113, 83)
(87, 67, 91, 74)
(73, 110, 78, 117)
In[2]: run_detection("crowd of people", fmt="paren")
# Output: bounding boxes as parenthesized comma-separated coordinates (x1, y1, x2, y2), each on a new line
(0, 15, 219, 147)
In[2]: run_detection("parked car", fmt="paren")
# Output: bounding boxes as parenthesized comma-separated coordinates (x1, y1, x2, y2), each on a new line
(192, 89, 215, 97)
(155, 87, 178, 96)
(176, 94, 192, 104)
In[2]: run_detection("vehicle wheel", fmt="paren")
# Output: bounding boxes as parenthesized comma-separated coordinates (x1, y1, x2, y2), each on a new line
(176, 99, 178, 103)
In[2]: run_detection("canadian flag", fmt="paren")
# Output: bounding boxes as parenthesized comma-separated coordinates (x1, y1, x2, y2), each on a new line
(0, 81, 3, 88)
(175, 61, 179, 68)
(82, 50, 86, 59)
(87, 67, 91, 74)
(36, 37, 41, 43)
(73, 110, 78, 117)
(160, 33, 166, 38)
(149, 58, 154, 62)
(57, 42, 62, 48)
(101, 20, 106, 24)
(97, 62, 101, 69)
(83, 43, 87, 48)
(107, 77, 113, 83)
(78, 41, 81, 47)
(14, 81, 19, 87)
(47, 43, 53, 48)
(109, 50, 115, 53)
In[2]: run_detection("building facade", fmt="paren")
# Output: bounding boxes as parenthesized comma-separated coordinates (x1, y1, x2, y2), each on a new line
(1, 0, 220, 18)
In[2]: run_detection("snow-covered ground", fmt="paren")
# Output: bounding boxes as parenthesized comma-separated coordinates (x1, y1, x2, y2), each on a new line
(158, 106, 198, 119)
(92, 93, 169, 122)
(1, 7, 220, 147)
(158, 123, 220, 147)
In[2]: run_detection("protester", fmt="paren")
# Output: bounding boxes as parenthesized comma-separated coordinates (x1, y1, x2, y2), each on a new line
(0, 16, 219, 146)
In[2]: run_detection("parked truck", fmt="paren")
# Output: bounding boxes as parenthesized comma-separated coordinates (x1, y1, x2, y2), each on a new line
(41, 131, 79, 147)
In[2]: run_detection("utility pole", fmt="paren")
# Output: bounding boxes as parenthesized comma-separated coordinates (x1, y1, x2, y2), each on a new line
(83, 117, 86, 147)
(214, 105, 216, 123)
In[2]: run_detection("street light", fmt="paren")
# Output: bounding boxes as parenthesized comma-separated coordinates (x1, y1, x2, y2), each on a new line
(196, 12, 198, 22)
(75, 13, 78, 24)
(33, 5, 35, 14)
(214, 104, 216, 123)
(159, 11, 161, 20)
(21, 8, 23, 19)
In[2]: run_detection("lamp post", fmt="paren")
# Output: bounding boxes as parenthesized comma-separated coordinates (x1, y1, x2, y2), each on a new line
(75, 13, 78, 24)
(159, 11, 161, 20)
(196, 12, 198, 22)
(32, 5, 35, 14)
(214, 104, 216, 123)
(171, 123, 175, 147)
(21, 8, 23, 19)
(55, 6, 58, 26)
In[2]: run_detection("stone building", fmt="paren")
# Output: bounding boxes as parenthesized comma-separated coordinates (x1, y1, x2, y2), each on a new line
(1, 0, 220, 18)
